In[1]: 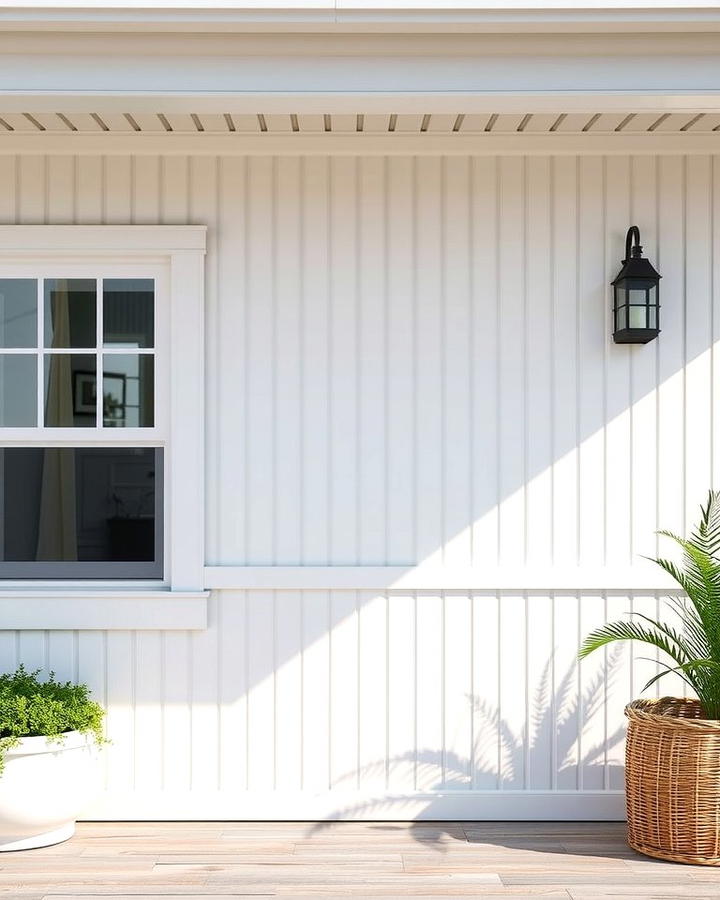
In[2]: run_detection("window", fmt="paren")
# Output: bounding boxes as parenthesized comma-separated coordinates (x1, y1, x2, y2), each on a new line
(0, 271, 164, 578)
(0, 226, 206, 605)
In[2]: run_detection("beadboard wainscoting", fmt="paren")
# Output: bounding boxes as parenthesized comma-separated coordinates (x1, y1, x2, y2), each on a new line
(0, 151, 715, 818)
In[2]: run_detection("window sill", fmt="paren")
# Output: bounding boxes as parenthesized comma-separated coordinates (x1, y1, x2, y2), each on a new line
(0, 590, 208, 630)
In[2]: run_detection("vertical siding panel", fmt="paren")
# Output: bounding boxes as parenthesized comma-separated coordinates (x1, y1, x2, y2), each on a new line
(0, 156, 17, 223)
(357, 157, 386, 565)
(330, 590, 359, 789)
(105, 631, 134, 793)
(76, 157, 103, 223)
(246, 590, 276, 790)
(17, 633, 46, 671)
(387, 592, 415, 790)
(219, 590, 248, 792)
(471, 157, 499, 565)
(162, 633, 192, 793)
(630, 156, 659, 562)
(189, 156, 220, 792)
(46, 156, 75, 223)
(498, 594, 525, 789)
(472, 593, 499, 789)
(443, 158, 472, 566)
(525, 157, 553, 565)
(415, 592, 442, 791)
(245, 156, 274, 564)
(134, 631, 163, 791)
(578, 157, 606, 566)
(216, 156, 246, 563)
(554, 593, 579, 790)
(552, 157, 579, 566)
(274, 590, 302, 791)
(132, 153, 163, 794)
(358, 591, 388, 791)
(578, 593, 607, 790)
(161, 156, 189, 224)
(685, 155, 713, 524)
(415, 157, 443, 567)
(302, 590, 331, 791)
(160, 155, 192, 795)
(18, 156, 45, 223)
(605, 156, 632, 567)
(386, 156, 415, 564)
(526, 594, 553, 790)
(102, 156, 134, 796)
(46, 632, 74, 681)
(656, 156, 685, 584)
(302, 157, 330, 563)
(103, 157, 132, 223)
(132, 156, 160, 223)
(498, 157, 526, 565)
(329, 157, 358, 563)
(605, 592, 632, 790)
(275, 156, 302, 565)
(77, 632, 107, 785)
(443, 593, 472, 787)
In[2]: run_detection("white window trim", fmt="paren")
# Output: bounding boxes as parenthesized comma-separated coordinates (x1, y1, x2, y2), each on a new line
(0, 226, 208, 630)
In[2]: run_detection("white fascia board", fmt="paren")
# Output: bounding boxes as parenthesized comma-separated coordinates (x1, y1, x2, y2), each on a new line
(0, 3, 720, 33)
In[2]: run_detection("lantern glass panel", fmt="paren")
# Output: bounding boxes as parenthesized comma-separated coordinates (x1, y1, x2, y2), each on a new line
(615, 305, 627, 330)
(628, 288, 647, 305)
(649, 306, 658, 329)
(629, 305, 647, 329)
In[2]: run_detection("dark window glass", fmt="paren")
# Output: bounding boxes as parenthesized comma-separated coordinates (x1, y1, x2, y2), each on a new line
(103, 279, 154, 348)
(0, 447, 162, 578)
(103, 354, 154, 427)
(44, 279, 96, 349)
(44, 354, 96, 427)
(0, 355, 36, 426)
(0, 279, 37, 348)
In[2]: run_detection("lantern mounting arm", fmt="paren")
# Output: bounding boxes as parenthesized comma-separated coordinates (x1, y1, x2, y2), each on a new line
(624, 225, 642, 263)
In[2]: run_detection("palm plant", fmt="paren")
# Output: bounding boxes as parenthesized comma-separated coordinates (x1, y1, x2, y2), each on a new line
(579, 491, 720, 720)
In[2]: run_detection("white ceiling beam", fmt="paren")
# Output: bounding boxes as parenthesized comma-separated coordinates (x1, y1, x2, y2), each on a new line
(1, 130, 718, 155)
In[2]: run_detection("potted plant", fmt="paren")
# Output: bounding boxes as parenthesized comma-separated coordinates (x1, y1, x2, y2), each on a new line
(580, 491, 720, 865)
(0, 666, 105, 851)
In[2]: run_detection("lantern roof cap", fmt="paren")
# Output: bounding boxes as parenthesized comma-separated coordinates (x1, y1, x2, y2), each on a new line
(612, 253, 661, 284)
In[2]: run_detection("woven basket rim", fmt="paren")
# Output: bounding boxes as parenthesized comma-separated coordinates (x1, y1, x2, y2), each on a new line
(625, 697, 720, 731)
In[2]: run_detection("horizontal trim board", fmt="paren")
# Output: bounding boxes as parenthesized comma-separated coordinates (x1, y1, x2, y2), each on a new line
(5, 91, 720, 116)
(203, 565, 676, 591)
(0, 224, 207, 251)
(83, 790, 626, 822)
(2, 131, 720, 156)
(0, 592, 209, 630)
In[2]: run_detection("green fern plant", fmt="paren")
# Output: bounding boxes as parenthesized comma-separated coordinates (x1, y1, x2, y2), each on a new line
(0, 665, 106, 774)
(579, 490, 720, 720)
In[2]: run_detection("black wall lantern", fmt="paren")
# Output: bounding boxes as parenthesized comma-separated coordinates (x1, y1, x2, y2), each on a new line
(612, 226, 661, 344)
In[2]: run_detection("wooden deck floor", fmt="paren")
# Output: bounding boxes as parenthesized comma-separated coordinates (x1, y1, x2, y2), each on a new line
(3, 821, 720, 899)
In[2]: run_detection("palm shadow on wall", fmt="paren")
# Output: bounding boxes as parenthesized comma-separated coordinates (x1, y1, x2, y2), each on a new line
(304, 646, 627, 850)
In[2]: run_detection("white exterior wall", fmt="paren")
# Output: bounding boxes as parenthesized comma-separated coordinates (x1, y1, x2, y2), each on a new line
(0, 152, 716, 819)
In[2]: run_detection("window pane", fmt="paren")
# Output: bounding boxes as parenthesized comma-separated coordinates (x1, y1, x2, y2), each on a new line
(0, 447, 162, 576)
(0, 355, 36, 426)
(0, 279, 37, 348)
(103, 354, 154, 427)
(103, 279, 154, 348)
(44, 279, 96, 348)
(44, 354, 96, 427)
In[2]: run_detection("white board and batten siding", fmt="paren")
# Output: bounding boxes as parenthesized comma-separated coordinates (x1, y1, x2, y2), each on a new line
(0, 152, 716, 819)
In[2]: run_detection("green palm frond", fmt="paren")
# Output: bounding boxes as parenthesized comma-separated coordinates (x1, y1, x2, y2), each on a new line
(580, 491, 720, 719)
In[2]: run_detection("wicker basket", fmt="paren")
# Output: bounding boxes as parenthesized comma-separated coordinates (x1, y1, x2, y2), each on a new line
(625, 698, 720, 865)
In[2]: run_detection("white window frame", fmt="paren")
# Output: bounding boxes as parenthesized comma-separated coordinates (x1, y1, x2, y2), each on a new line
(0, 226, 207, 629)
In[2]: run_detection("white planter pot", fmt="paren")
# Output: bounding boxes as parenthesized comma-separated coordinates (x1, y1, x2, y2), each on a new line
(0, 731, 101, 851)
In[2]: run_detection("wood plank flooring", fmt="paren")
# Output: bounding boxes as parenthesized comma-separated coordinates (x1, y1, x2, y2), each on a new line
(1, 821, 720, 899)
